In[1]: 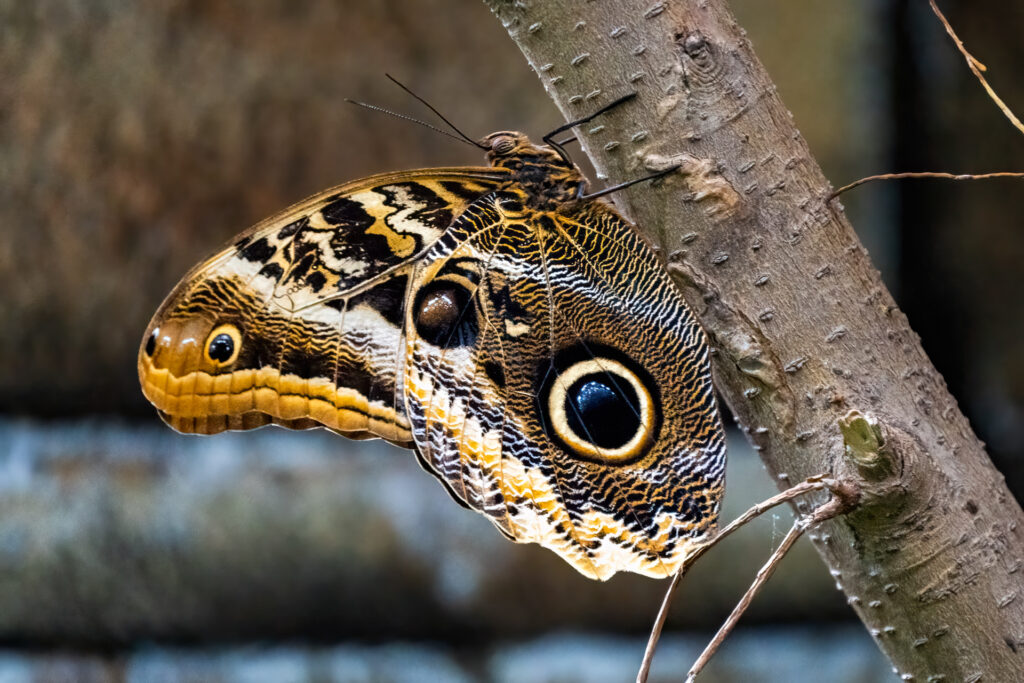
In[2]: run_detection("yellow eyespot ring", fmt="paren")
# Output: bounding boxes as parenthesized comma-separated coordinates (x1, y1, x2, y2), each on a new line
(204, 324, 242, 366)
(547, 357, 656, 464)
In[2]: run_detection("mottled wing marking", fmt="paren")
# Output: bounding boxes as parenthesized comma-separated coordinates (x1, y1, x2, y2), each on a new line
(404, 190, 725, 580)
(233, 175, 501, 311)
(538, 205, 726, 576)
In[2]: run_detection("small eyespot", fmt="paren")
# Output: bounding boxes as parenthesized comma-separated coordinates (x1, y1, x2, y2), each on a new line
(145, 328, 158, 357)
(544, 355, 657, 464)
(413, 281, 478, 348)
(208, 334, 234, 362)
(490, 135, 516, 155)
(204, 324, 242, 366)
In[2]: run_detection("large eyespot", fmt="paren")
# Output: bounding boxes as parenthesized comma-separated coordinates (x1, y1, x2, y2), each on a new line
(413, 280, 478, 348)
(544, 355, 658, 464)
(490, 135, 516, 155)
(204, 324, 241, 366)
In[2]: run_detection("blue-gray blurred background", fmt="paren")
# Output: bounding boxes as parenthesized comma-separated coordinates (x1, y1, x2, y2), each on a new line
(1, 1, 1022, 681)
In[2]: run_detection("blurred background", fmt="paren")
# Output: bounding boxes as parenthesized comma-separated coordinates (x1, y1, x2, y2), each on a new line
(1, 1, 1021, 681)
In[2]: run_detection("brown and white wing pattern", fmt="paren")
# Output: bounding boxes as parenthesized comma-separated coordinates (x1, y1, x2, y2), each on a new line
(404, 190, 725, 580)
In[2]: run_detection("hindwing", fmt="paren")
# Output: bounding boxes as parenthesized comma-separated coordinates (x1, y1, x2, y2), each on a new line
(403, 190, 725, 579)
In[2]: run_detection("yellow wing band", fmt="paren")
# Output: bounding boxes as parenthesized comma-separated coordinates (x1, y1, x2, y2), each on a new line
(140, 354, 410, 443)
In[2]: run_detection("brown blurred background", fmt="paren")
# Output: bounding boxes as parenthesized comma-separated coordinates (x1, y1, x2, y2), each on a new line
(0, 1, 1021, 681)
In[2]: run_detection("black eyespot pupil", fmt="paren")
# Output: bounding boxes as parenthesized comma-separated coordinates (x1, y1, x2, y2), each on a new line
(145, 330, 157, 357)
(565, 375, 641, 449)
(413, 283, 477, 348)
(208, 333, 235, 362)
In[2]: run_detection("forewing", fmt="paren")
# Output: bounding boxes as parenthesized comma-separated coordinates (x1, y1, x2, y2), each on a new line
(139, 168, 508, 443)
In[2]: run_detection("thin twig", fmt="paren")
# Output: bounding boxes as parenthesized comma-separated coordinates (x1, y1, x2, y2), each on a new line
(830, 5, 1024, 203)
(684, 495, 848, 682)
(635, 475, 836, 683)
(687, 522, 804, 682)
(929, 0, 1024, 136)
(830, 171, 1024, 200)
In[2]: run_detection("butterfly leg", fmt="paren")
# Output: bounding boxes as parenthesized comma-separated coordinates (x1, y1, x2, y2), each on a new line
(543, 93, 638, 164)
(580, 165, 681, 201)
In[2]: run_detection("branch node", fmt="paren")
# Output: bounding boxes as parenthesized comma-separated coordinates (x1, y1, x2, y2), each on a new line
(819, 478, 861, 519)
(641, 152, 741, 219)
(839, 410, 896, 481)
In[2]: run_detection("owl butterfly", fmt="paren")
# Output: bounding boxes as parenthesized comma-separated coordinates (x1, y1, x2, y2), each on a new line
(138, 99, 726, 580)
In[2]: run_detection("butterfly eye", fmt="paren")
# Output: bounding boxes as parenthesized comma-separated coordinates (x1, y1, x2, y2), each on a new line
(545, 356, 657, 464)
(490, 135, 516, 155)
(204, 324, 242, 366)
(413, 281, 478, 348)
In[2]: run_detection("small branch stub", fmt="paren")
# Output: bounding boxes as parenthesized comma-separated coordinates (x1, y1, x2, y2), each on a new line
(839, 410, 896, 481)
(642, 152, 741, 220)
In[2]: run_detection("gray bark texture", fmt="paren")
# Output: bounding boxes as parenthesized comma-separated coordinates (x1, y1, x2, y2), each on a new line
(482, 0, 1024, 680)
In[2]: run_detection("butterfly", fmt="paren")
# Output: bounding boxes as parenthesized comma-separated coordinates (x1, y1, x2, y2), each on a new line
(138, 100, 726, 580)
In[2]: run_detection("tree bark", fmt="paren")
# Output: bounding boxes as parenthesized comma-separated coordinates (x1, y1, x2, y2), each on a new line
(482, 1, 1024, 680)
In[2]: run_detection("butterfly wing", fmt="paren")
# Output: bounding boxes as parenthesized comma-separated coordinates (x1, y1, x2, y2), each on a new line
(139, 155, 724, 581)
(404, 190, 726, 580)
(139, 168, 508, 443)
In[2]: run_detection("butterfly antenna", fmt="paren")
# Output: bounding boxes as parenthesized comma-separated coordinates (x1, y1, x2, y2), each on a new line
(344, 99, 480, 149)
(385, 74, 487, 150)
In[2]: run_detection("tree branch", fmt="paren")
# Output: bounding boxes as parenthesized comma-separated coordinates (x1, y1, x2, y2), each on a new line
(483, 0, 1024, 679)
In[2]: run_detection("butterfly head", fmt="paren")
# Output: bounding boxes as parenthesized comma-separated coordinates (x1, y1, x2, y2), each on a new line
(482, 131, 584, 207)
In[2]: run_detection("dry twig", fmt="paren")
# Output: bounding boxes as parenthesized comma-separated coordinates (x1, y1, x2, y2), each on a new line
(929, 0, 1024, 136)
(683, 494, 850, 682)
(635, 476, 846, 683)
(830, 171, 1024, 199)
(832, 4, 1024, 200)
